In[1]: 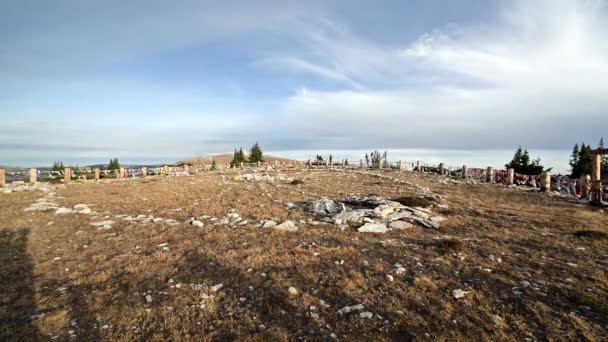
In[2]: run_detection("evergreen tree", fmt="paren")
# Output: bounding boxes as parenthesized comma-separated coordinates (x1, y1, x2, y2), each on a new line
(329, 154, 333, 166)
(249, 142, 264, 163)
(345, 158, 349, 165)
(316, 155, 324, 161)
(108, 158, 120, 170)
(370, 150, 382, 168)
(51, 161, 65, 171)
(365, 153, 369, 166)
(505, 146, 544, 175)
(578, 143, 593, 177)
(569, 143, 580, 176)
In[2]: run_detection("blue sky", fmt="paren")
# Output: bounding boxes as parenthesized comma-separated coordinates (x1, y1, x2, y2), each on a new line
(2, 0, 608, 172)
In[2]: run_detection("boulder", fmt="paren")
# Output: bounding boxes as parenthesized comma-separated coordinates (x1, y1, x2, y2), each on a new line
(55, 207, 73, 215)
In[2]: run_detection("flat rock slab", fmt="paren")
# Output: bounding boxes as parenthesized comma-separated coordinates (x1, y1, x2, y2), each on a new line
(358, 223, 388, 233)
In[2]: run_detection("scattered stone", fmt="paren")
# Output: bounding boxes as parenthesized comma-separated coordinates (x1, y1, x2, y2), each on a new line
(359, 311, 373, 319)
(338, 304, 365, 315)
(55, 207, 73, 215)
(90, 220, 115, 227)
(386, 274, 394, 282)
(145, 295, 152, 303)
(358, 223, 388, 233)
(275, 220, 299, 232)
(389, 221, 413, 230)
(211, 283, 224, 292)
(191, 220, 204, 227)
(262, 220, 276, 228)
(452, 289, 469, 299)
(288, 287, 299, 296)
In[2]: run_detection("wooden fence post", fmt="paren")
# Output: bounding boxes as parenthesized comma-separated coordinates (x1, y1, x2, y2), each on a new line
(184, 164, 189, 173)
(0, 168, 5, 186)
(163, 165, 168, 176)
(439, 163, 445, 175)
(398, 161, 404, 171)
(119, 167, 125, 178)
(591, 152, 603, 203)
(29, 168, 37, 184)
(507, 168, 514, 186)
(64, 168, 71, 184)
(95, 168, 101, 181)
(257, 161, 261, 168)
(486, 167, 495, 183)
(540, 172, 551, 192)
(416, 161, 422, 173)
(360, 159, 364, 169)
(141, 167, 147, 177)
(462, 165, 468, 178)
(379, 159, 384, 169)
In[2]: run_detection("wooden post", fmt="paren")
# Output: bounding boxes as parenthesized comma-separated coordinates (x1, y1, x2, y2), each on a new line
(203, 163, 207, 171)
(462, 165, 468, 178)
(416, 161, 422, 173)
(398, 160, 404, 171)
(163, 165, 168, 176)
(64, 168, 71, 184)
(95, 168, 101, 181)
(360, 159, 364, 169)
(257, 161, 261, 168)
(141, 167, 147, 177)
(240, 162, 244, 169)
(184, 164, 189, 172)
(591, 152, 602, 203)
(29, 168, 37, 184)
(0, 168, 5, 186)
(119, 167, 125, 178)
(540, 172, 551, 192)
(379, 159, 384, 169)
(507, 168, 514, 186)
(486, 167, 495, 183)
(439, 163, 445, 175)
(341, 160, 346, 168)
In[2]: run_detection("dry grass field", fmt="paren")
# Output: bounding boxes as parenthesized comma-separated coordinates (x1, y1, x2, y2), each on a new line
(1, 169, 607, 341)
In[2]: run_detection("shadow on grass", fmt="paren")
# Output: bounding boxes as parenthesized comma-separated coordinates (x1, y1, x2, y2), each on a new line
(0, 227, 41, 341)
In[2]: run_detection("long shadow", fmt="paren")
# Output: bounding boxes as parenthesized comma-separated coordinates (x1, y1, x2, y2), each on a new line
(0, 227, 42, 341)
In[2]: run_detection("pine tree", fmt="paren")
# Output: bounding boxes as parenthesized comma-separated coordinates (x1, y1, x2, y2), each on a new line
(505, 146, 544, 175)
(108, 158, 120, 170)
(329, 154, 333, 166)
(365, 153, 369, 166)
(249, 142, 264, 163)
(569, 144, 580, 177)
(345, 158, 349, 165)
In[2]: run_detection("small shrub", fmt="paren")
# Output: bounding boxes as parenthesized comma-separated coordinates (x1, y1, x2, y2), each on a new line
(432, 238, 463, 253)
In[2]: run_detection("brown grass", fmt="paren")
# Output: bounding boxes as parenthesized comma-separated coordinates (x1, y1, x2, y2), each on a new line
(1, 169, 607, 341)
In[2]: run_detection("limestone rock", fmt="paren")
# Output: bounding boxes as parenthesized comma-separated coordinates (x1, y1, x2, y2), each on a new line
(358, 223, 388, 233)
(275, 220, 298, 232)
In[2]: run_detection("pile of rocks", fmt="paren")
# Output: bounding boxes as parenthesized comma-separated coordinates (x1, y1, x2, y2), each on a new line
(292, 196, 447, 233)
(234, 173, 293, 183)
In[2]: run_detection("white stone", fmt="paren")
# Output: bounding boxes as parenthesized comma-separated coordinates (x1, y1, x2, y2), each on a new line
(55, 207, 73, 215)
(74, 204, 89, 210)
(78, 208, 92, 214)
(358, 223, 388, 233)
(360, 311, 373, 319)
(90, 220, 115, 227)
(389, 221, 413, 230)
(430, 216, 447, 223)
(262, 220, 276, 228)
(191, 220, 204, 227)
(288, 287, 298, 296)
(211, 283, 224, 292)
(452, 289, 469, 299)
(275, 220, 298, 232)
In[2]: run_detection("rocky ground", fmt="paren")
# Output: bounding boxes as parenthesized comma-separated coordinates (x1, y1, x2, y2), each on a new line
(1, 169, 607, 341)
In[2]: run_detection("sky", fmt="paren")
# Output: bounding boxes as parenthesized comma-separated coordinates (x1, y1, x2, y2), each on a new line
(2, 0, 608, 172)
